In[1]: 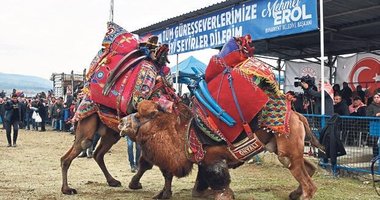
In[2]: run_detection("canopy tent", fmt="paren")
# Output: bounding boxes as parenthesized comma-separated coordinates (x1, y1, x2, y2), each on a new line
(170, 56, 206, 84)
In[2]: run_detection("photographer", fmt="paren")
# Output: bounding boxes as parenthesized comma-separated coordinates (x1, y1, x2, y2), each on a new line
(300, 80, 334, 116)
(4, 94, 23, 147)
(301, 80, 345, 176)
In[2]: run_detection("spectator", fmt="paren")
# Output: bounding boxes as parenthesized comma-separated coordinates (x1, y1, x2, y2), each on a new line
(301, 80, 334, 116)
(333, 94, 349, 116)
(52, 97, 64, 131)
(332, 84, 341, 96)
(31, 98, 39, 131)
(125, 136, 141, 173)
(341, 82, 353, 106)
(356, 85, 365, 102)
(366, 92, 380, 157)
(4, 94, 23, 147)
(48, 97, 57, 129)
(349, 96, 366, 116)
(367, 88, 380, 106)
(302, 80, 340, 175)
(64, 91, 73, 108)
(18, 97, 26, 129)
(367, 93, 380, 117)
(25, 98, 34, 130)
(37, 98, 47, 132)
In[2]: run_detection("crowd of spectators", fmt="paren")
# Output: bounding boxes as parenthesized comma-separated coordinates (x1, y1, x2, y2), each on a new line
(0, 88, 82, 135)
(287, 82, 380, 118)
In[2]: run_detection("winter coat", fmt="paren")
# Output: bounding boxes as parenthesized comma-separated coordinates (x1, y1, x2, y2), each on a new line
(318, 115, 346, 161)
(304, 88, 334, 116)
(4, 100, 23, 122)
(334, 102, 349, 116)
(366, 102, 380, 117)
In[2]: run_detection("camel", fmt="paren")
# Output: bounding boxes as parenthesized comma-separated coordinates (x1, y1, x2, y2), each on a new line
(118, 100, 324, 200)
(60, 22, 175, 195)
(61, 113, 121, 195)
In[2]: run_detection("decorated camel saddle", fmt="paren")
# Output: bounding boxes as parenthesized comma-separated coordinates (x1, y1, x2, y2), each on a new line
(74, 22, 176, 131)
(187, 35, 291, 162)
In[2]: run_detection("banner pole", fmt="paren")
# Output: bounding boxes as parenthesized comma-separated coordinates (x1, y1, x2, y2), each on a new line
(320, 0, 325, 115)
(109, 0, 114, 23)
(176, 54, 180, 95)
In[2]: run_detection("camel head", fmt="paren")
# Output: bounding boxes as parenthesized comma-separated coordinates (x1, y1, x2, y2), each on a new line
(118, 100, 160, 140)
(118, 113, 140, 140)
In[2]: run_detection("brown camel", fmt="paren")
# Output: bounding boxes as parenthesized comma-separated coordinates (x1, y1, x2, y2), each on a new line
(60, 113, 121, 195)
(60, 53, 174, 195)
(118, 100, 324, 200)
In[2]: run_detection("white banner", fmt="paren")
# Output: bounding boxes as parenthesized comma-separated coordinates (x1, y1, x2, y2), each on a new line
(284, 61, 329, 92)
(336, 53, 380, 93)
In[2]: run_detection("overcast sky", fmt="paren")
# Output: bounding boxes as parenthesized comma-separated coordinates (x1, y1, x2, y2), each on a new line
(0, 0, 222, 80)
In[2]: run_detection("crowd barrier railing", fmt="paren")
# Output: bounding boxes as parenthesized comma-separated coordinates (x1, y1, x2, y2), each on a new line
(304, 114, 380, 175)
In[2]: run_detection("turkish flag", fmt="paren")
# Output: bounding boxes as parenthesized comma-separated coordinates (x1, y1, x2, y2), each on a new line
(336, 53, 380, 94)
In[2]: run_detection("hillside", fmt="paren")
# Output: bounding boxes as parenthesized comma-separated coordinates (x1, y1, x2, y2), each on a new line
(0, 72, 52, 97)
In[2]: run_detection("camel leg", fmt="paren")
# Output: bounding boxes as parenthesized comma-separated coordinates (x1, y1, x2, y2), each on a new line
(61, 115, 97, 195)
(129, 155, 153, 189)
(203, 161, 234, 200)
(276, 117, 316, 200)
(192, 164, 214, 198)
(289, 159, 317, 200)
(92, 125, 121, 187)
(285, 156, 316, 200)
(152, 169, 173, 199)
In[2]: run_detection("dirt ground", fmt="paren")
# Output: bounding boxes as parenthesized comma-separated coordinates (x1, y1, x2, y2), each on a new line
(0, 128, 379, 200)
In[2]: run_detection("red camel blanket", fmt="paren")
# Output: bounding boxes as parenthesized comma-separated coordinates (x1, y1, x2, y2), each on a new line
(197, 57, 291, 144)
(203, 64, 269, 143)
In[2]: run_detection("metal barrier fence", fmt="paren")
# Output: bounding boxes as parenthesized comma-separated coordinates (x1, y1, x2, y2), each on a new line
(304, 114, 380, 175)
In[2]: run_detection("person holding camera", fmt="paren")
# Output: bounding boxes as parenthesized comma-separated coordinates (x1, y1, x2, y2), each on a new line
(4, 94, 23, 147)
(301, 79, 342, 176)
(300, 80, 334, 116)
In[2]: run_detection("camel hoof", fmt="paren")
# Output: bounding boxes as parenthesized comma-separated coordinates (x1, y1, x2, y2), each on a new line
(289, 190, 302, 200)
(62, 187, 78, 195)
(214, 188, 234, 200)
(152, 189, 172, 199)
(108, 179, 122, 187)
(129, 182, 142, 190)
(192, 188, 214, 198)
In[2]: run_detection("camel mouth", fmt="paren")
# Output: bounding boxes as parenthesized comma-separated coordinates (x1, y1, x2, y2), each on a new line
(119, 129, 126, 137)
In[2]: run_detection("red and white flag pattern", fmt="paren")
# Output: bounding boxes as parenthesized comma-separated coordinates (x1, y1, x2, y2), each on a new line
(336, 53, 380, 94)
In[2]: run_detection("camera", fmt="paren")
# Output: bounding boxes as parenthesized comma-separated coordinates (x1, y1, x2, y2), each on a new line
(294, 75, 315, 88)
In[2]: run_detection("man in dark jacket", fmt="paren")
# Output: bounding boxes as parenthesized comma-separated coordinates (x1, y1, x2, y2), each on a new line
(333, 95, 349, 116)
(37, 98, 47, 132)
(341, 82, 353, 106)
(4, 94, 23, 147)
(301, 80, 341, 175)
(301, 81, 334, 116)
